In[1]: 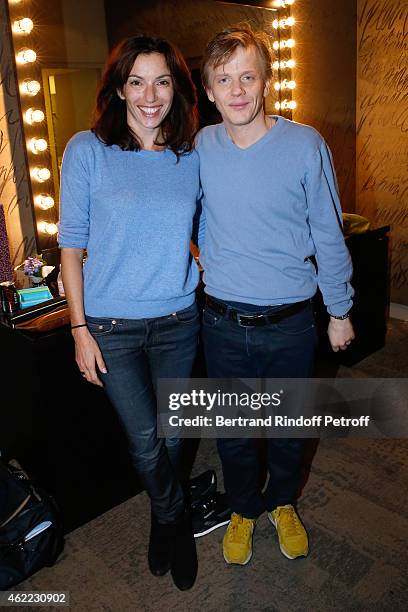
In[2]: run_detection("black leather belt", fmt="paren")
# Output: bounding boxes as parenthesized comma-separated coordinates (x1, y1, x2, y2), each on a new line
(205, 296, 309, 327)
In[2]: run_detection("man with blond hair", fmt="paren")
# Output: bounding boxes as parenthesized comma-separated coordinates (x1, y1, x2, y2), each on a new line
(196, 24, 354, 565)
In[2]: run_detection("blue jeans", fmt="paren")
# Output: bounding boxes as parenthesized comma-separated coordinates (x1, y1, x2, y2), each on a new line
(202, 297, 318, 518)
(86, 302, 199, 523)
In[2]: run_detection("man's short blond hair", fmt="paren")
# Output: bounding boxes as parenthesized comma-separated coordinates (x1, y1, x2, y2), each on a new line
(201, 24, 273, 89)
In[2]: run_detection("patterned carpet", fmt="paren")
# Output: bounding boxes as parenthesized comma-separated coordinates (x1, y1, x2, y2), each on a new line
(18, 320, 408, 612)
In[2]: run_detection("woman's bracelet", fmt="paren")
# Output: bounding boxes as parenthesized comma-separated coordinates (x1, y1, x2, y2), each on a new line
(71, 323, 88, 330)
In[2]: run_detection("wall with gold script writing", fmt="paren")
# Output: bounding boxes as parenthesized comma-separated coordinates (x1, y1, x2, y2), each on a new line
(292, 0, 357, 212)
(357, 0, 408, 304)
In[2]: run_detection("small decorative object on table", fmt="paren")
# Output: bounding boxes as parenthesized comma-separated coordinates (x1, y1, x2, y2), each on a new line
(17, 285, 53, 309)
(15, 255, 55, 288)
(0, 281, 20, 314)
(22, 255, 46, 286)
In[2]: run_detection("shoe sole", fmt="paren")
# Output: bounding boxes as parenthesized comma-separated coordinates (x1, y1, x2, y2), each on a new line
(193, 518, 230, 538)
(268, 514, 308, 560)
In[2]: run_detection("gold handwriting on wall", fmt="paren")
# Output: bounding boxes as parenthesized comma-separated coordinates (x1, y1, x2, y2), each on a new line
(357, 0, 408, 304)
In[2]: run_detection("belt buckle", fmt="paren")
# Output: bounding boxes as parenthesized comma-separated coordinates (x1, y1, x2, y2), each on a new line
(236, 312, 263, 327)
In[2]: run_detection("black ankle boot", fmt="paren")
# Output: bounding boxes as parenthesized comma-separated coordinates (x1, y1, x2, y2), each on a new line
(148, 513, 171, 576)
(170, 510, 198, 591)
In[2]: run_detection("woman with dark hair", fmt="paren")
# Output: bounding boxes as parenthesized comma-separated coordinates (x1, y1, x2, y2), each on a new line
(58, 36, 200, 591)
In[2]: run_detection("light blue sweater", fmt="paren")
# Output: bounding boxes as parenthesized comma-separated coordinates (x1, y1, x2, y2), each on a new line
(196, 116, 354, 316)
(58, 131, 200, 318)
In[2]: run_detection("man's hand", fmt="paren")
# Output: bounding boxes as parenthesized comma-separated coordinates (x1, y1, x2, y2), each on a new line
(72, 327, 107, 386)
(327, 317, 355, 352)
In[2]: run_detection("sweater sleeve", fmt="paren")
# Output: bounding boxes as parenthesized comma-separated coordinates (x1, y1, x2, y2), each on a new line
(58, 134, 92, 249)
(192, 194, 206, 249)
(305, 139, 354, 316)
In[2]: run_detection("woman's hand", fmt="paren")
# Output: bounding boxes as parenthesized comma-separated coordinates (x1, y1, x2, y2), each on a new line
(72, 327, 107, 386)
(61, 248, 107, 386)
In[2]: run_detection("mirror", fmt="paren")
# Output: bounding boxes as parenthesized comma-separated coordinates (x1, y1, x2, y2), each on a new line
(42, 67, 102, 203)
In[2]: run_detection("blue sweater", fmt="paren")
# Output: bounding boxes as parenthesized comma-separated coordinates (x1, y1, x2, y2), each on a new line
(58, 131, 200, 318)
(196, 117, 354, 316)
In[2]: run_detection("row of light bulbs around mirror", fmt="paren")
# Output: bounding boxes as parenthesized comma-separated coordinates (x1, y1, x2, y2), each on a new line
(272, 19, 296, 111)
(10, 10, 57, 235)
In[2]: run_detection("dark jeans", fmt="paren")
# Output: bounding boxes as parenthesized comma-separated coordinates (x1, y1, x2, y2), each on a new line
(86, 302, 199, 524)
(202, 297, 318, 519)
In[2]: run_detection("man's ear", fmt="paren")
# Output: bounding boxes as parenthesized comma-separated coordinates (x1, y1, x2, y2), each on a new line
(205, 87, 215, 103)
(117, 88, 125, 100)
(263, 79, 271, 98)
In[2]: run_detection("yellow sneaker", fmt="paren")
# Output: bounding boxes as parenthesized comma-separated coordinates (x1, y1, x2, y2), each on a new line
(269, 505, 308, 559)
(223, 513, 256, 565)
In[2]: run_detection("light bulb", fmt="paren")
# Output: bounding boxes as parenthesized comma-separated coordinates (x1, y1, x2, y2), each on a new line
(20, 79, 41, 96)
(24, 108, 45, 124)
(31, 167, 51, 182)
(275, 60, 296, 70)
(275, 80, 296, 90)
(279, 99, 297, 110)
(275, 101, 281, 110)
(273, 38, 295, 49)
(38, 222, 58, 236)
(35, 194, 55, 210)
(275, 18, 295, 29)
(29, 138, 48, 154)
(13, 18, 34, 34)
(273, 39, 295, 50)
(16, 48, 37, 64)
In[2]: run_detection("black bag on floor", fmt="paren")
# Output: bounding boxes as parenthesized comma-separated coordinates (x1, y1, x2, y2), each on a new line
(0, 460, 64, 590)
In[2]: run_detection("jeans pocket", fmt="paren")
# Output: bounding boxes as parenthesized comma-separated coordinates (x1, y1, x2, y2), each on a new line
(275, 305, 315, 336)
(175, 303, 199, 324)
(86, 317, 116, 336)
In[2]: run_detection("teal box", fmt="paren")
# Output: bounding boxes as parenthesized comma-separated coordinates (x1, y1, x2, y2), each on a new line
(17, 286, 53, 309)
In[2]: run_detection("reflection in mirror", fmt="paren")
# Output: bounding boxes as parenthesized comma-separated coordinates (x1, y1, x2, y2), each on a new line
(42, 67, 102, 202)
